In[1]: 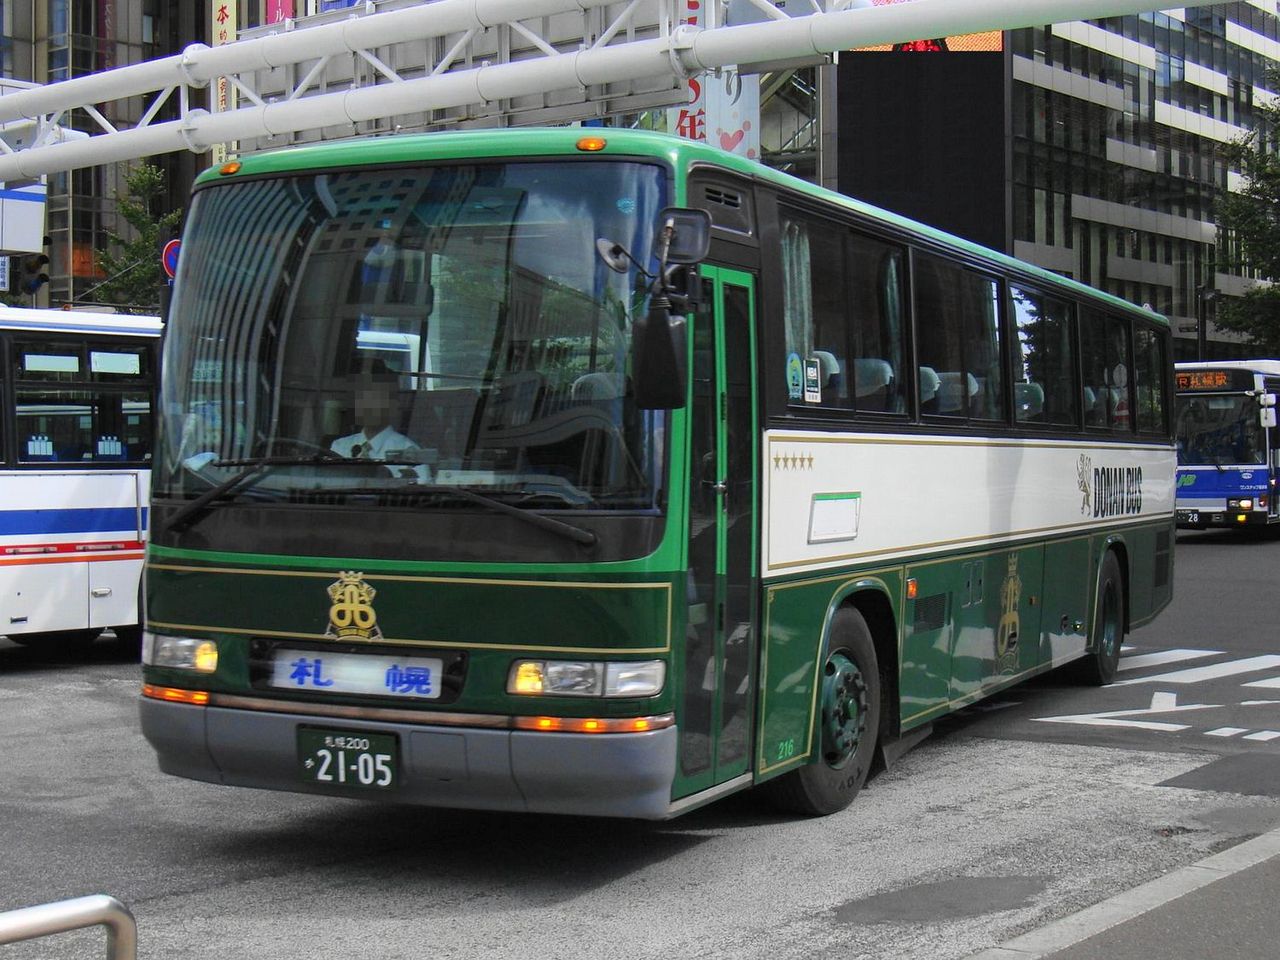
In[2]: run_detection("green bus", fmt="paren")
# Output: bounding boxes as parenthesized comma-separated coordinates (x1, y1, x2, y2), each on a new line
(141, 128, 1175, 818)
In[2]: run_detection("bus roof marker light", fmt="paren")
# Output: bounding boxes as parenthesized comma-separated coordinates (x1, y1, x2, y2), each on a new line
(576, 136, 607, 152)
(219, 161, 242, 175)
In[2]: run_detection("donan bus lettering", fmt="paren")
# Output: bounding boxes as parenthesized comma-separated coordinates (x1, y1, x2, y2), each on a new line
(1093, 467, 1144, 519)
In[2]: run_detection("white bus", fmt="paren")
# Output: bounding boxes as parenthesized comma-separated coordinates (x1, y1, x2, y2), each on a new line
(0, 306, 162, 652)
(1174, 360, 1280, 529)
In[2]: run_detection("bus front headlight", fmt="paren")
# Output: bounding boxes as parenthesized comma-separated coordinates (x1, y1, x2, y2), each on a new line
(143, 633, 218, 673)
(507, 659, 665, 697)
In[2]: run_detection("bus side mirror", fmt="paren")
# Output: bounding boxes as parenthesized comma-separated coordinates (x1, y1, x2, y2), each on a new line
(628, 208, 706, 410)
(1261, 393, 1276, 429)
(632, 297, 688, 410)
(656, 207, 711, 265)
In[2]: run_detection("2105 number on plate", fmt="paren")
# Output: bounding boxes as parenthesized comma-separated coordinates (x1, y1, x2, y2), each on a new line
(297, 728, 398, 790)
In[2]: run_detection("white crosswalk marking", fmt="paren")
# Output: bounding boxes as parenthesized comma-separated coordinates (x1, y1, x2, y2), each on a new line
(1243, 731, 1280, 742)
(1033, 691, 1219, 731)
(1113, 655, 1280, 686)
(1117, 648, 1221, 672)
(1205, 727, 1248, 738)
(1243, 676, 1280, 689)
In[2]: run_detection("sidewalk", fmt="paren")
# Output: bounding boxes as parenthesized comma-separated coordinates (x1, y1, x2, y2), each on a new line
(965, 826, 1280, 960)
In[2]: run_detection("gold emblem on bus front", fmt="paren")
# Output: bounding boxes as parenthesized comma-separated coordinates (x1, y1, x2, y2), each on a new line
(326, 571, 382, 641)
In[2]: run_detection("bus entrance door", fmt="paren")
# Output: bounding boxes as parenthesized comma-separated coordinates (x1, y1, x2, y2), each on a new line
(677, 267, 759, 798)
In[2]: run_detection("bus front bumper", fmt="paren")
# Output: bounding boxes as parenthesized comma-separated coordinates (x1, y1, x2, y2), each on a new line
(140, 698, 678, 819)
(1176, 506, 1274, 528)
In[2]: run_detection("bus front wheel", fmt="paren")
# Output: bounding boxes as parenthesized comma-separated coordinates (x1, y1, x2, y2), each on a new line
(762, 606, 881, 816)
(1076, 551, 1125, 685)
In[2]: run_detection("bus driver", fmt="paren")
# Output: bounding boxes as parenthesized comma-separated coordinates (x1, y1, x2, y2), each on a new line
(330, 365, 421, 462)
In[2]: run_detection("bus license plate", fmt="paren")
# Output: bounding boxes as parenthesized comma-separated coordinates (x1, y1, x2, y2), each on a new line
(1177, 509, 1200, 525)
(297, 728, 398, 790)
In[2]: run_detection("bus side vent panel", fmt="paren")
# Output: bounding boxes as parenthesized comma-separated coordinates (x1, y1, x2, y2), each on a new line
(1153, 530, 1172, 591)
(705, 187, 742, 209)
(912, 593, 948, 633)
(692, 180, 756, 238)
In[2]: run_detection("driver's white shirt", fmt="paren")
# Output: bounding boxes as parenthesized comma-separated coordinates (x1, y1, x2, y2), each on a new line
(330, 425, 420, 460)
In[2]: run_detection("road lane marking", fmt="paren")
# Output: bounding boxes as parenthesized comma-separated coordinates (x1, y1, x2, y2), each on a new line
(1243, 730, 1280, 741)
(1204, 727, 1248, 737)
(1113, 655, 1280, 686)
(1117, 648, 1221, 672)
(1033, 692, 1220, 731)
(964, 826, 1280, 960)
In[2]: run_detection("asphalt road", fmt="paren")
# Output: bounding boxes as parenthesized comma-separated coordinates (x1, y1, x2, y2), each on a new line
(2, 528, 1279, 960)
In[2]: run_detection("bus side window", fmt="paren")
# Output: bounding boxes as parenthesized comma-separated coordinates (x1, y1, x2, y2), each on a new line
(914, 253, 1003, 422)
(781, 213, 852, 410)
(1080, 307, 1113, 429)
(1010, 285, 1078, 428)
(847, 235, 906, 414)
(1106, 314, 1134, 433)
(1134, 324, 1169, 435)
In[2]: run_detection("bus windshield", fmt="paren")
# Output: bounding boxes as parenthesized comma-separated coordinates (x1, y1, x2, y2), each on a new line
(156, 160, 669, 512)
(1174, 393, 1266, 465)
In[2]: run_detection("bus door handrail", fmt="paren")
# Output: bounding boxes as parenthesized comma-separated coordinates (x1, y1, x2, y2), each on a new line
(0, 894, 137, 960)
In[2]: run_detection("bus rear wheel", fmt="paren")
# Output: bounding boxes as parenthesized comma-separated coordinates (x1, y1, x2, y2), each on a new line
(762, 607, 881, 816)
(1076, 551, 1125, 685)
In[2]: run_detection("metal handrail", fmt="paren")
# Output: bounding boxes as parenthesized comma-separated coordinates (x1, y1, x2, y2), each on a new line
(0, 895, 137, 960)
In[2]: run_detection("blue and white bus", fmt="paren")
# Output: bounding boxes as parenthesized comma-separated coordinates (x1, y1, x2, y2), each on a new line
(0, 306, 162, 651)
(1174, 360, 1280, 530)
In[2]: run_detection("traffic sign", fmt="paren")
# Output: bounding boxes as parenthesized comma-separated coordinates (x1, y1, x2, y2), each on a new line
(162, 239, 181, 279)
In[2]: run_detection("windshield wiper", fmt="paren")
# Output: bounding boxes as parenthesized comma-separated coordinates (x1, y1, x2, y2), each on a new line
(361, 481, 599, 547)
(164, 453, 364, 534)
(165, 457, 599, 547)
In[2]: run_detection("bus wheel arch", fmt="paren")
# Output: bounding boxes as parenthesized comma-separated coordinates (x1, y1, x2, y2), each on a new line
(761, 594, 890, 816)
(1100, 536, 1132, 635)
(1076, 546, 1127, 685)
(849, 589, 899, 744)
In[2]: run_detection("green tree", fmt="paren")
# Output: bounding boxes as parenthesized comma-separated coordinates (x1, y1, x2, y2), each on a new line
(91, 161, 182, 313)
(1216, 70, 1280, 353)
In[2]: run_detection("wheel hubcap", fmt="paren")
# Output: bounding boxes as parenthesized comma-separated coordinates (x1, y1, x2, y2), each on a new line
(821, 651, 867, 769)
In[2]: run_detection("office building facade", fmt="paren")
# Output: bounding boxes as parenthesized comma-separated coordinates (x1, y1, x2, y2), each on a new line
(839, 5, 1280, 360)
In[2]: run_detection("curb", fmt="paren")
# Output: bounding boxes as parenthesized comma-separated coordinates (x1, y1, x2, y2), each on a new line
(963, 824, 1280, 960)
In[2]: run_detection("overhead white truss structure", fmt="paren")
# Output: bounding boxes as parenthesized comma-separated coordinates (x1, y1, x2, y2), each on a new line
(0, 0, 1175, 181)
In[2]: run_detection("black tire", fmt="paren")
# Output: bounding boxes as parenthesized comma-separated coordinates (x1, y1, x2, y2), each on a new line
(1076, 551, 1125, 685)
(762, 606, 881, 816)
(9, 629, 103, 655)
(112, 625, 144, 659)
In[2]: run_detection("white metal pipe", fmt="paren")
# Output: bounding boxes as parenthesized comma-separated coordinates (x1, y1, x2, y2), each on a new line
(0, 895, 137, 960)
(0, 0, 1178, 180)
(0, 0, 612, 123)
(0, 55, 204, 123)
